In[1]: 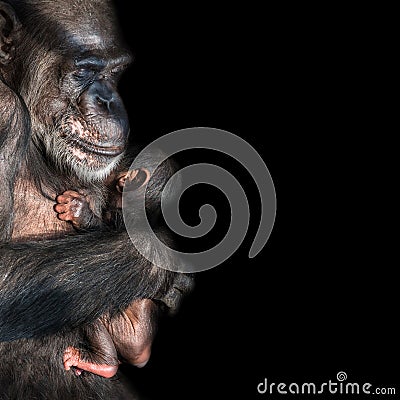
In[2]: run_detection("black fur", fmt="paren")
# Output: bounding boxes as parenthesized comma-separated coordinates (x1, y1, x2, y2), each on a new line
(0, 79, 30, 241)
(0, 230, 176, 341)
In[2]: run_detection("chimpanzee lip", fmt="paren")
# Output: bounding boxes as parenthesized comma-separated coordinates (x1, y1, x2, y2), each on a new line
(70, 138, 125, 157)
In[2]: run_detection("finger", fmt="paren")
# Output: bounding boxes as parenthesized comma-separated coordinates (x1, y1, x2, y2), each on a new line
(57, 212, 73, 222)
(56, 194, 71, 204)
(63, 190, 82, 197)
(54, 203, 69, 213)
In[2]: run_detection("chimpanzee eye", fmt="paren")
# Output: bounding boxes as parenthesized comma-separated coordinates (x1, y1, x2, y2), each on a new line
(73, 68, 97, 80)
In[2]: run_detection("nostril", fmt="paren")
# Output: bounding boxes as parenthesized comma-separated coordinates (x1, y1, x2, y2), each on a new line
(96, 95, 105, 106)
(95, 95, 114, 111)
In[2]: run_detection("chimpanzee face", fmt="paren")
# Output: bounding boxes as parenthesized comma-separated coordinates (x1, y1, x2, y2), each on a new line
(13, 1, 132, 181)
(57, 48, 132, 181)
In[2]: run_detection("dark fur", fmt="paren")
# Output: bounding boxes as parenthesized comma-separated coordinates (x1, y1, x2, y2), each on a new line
(0, 332, 140, 399)
(0, 79, 30, 241)
(0, 1, 193, 398)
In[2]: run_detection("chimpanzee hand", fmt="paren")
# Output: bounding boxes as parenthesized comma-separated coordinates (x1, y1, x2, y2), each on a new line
(63, 321, 119, 378)
(54, 168, 151, 230)
(55, 190, 97, 230)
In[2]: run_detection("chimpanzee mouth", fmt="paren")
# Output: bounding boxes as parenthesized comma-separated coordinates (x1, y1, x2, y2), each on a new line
(71, 137, 125, 157)
(61, 115, 126, 158)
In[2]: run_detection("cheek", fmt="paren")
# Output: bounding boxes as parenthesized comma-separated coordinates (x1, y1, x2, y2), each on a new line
(25, 71, 67, 125)
(66, 116, 101, 142)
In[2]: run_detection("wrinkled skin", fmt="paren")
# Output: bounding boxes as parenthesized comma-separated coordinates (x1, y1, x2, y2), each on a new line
(63, 300, 157, 378)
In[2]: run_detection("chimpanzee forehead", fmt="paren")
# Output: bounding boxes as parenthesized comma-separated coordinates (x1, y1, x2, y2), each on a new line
(13, 0, 118, 27)
(13, 0, 127, 53)
(63, 28, 123, 53)
(33, 0, 116, 20)
(45, 3, 122, 47)
(62, 27, 131, 64)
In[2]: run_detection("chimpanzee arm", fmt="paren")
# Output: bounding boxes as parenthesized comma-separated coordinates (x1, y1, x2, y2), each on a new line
(0, 230, 192, 342)
(0, 80, 30, 241)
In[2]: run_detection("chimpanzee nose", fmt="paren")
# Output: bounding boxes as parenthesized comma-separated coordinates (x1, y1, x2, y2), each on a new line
(94, 87, 115, 112)
(79, 80, 125, 117)
(77, 80, 130, 144)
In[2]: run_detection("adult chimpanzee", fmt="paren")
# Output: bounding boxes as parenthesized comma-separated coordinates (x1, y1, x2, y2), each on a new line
(0, 1, 193, 399)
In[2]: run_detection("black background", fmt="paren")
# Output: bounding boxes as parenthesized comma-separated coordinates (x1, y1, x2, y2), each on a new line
(113, 3, 396, 399)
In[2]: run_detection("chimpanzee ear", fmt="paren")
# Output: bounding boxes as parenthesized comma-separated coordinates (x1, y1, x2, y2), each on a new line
(0, 2, 21, 65)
